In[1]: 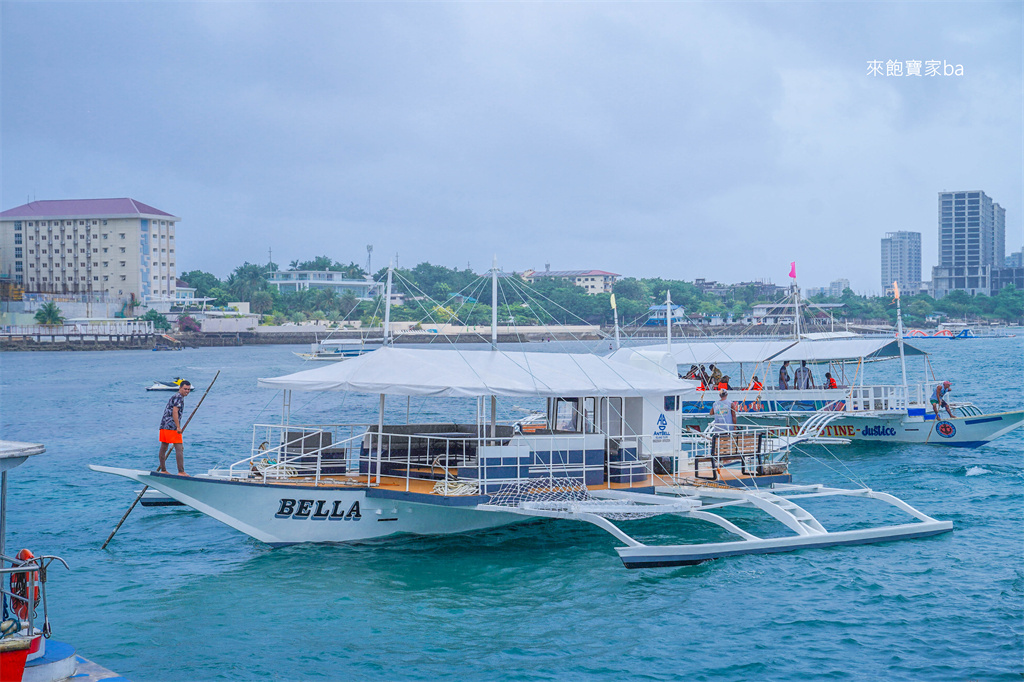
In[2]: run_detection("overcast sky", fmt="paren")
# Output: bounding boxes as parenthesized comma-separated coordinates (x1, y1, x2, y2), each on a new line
(3, 1, 1021, 294)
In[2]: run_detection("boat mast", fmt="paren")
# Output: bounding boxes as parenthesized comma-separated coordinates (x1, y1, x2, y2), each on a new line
(383, 261, 394, 346)
(665, 289, 672, 354)
(893, 281, 909, 403)
(611, 294, 621, 350)
(793, 280, 802, 340)
(490, 256, 498, 440)
(491, 255, 498, 351)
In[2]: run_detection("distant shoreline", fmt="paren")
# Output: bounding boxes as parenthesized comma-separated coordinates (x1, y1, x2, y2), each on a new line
(2, 325, 1018, 352)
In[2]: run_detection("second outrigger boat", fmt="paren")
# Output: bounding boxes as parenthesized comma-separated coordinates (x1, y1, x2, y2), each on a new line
(92, 265, 950, 567)
(636, 283, 1024, 447)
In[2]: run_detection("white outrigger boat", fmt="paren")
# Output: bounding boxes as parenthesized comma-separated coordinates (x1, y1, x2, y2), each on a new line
(90, 267, 951, 568)
(656, 336, 1024, 447)
(294, 337, 383, 362)
(637, 284, 1023, 448)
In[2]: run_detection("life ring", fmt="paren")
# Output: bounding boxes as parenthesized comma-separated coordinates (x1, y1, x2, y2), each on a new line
(10, 549, 40, 620)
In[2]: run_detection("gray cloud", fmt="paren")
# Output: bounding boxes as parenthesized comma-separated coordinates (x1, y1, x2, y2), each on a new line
(3, 2, 1020, 291)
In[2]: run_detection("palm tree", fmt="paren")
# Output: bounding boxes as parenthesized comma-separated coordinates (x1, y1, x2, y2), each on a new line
(226, 262, 269, 302)
(34, 301, 64, 325)
(250, 290, 273, 315)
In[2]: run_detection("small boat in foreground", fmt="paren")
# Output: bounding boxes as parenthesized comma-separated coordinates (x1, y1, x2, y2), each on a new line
(0, 440, 125, 682)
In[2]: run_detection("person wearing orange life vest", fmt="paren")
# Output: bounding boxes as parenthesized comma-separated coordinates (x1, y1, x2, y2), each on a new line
(748, 376, 764, 391)
(824, 372, 838, 389)
(716, 375, 732, 391)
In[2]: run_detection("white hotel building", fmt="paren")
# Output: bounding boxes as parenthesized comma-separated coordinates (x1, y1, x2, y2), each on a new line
(0, 198, 180, 304)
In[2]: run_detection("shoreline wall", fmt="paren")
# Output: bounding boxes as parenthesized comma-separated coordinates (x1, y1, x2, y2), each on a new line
(0, 329, 605, 351)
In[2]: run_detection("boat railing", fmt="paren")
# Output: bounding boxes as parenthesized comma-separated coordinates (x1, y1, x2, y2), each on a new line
(228, 422, 658, 494)
(845, 382, 979, 414)
(363, 428, 649, 495)
(844, 384, 910, 412)
(0, 553, 69, 641)
(681, 424, 790, 482)
(227, 423, 374, 483)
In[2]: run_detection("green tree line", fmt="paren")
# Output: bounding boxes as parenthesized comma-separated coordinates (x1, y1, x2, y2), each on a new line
(179, 260, 1024, 327)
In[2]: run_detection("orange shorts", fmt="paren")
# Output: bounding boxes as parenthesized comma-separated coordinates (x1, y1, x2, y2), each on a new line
(159, 429, 183, 444)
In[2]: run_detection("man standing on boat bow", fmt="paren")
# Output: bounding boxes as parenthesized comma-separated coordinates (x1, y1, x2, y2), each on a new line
(158, 380, 191, 476)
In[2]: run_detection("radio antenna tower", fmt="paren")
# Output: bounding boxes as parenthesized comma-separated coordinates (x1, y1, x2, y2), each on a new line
(366, 244, 373, 276)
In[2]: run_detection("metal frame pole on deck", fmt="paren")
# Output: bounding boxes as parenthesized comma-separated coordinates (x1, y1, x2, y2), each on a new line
(377, 394, 385, 486)
(0, 471, 6, 564)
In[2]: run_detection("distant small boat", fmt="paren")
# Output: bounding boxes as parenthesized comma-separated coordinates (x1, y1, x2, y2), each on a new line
(152, 343, 183, 351)
(294, 338, 384, 362)
(146, 378, 185, 391)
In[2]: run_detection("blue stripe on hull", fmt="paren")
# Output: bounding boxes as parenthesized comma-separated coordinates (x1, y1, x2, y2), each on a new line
(964, 416, 1002, 425)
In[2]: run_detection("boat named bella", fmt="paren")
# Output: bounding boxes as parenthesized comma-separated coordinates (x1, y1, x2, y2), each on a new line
(92, 344, 951, 568)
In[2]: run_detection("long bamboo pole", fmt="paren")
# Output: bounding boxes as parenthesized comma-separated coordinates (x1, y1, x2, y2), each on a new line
(101, 371, 220, 549)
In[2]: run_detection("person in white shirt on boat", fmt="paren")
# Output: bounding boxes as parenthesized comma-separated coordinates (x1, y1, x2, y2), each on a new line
(931, 381, 955, 419)
(709, 390, 737, 432)
(794, 360, 815, 389)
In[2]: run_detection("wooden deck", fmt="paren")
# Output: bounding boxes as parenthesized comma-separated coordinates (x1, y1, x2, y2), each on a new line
(244, 463, 781, 494)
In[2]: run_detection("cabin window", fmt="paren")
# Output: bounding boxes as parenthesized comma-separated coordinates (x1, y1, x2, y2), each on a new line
(583, 397, 597, 434)
(554, 399, 580, 432)
(664, 396, 679, 411)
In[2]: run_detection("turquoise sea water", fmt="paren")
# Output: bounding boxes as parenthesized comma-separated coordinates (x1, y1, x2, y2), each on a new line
(0, 338, 1022, 681)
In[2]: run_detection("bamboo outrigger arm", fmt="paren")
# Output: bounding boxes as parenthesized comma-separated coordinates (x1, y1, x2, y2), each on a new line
(480, 484, 952, 569)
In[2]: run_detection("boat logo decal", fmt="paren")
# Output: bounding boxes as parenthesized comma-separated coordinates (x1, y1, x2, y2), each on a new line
(654, 414, 670, 443)
(936, 421, 956, 438)
(276, 499, 362, 520)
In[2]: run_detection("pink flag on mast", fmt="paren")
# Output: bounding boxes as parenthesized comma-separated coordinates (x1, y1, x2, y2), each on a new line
(788, 262, 796, 279)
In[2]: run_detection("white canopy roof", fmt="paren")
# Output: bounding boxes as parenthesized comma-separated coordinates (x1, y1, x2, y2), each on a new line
(258, 346, 696, 398)
(639, 337, 926, 365)
(770, 338, 926, 362)
(635, 340, 798, 366)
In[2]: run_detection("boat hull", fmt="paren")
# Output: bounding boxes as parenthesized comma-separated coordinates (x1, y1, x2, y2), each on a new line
(682, 409, 1024, 448)
(91, 467, 524, 545)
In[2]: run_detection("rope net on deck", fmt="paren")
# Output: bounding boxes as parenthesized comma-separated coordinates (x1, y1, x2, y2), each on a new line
(486, 478, 660, 521)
